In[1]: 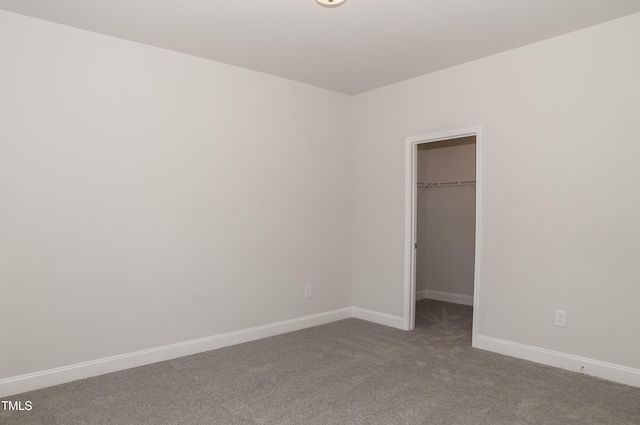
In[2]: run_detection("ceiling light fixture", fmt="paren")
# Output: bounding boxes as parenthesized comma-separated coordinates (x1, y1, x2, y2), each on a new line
(315, 0, 347, 8)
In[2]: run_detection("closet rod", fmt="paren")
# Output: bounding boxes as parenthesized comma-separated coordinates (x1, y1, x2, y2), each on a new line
(417, 180, 476, 198)
(417, 180, 476, 188)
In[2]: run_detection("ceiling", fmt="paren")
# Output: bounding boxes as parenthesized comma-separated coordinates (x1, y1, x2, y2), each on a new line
(1, 0, 639, 95)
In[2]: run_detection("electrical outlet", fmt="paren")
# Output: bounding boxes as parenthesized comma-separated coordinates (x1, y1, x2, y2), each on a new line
(555, 310, 567, 327)
(304, 286, 312, 298)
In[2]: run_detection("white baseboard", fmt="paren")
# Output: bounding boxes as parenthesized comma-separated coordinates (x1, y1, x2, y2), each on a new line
(0, 307, 353, 398)
(416, 289, 474, 306)
(352, 307, 405, 329)
(475, 335, 640, 388)
(8, 308, 637, 398)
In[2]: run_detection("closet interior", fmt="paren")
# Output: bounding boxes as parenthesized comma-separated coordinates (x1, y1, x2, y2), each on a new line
(416, 136, 477, 307)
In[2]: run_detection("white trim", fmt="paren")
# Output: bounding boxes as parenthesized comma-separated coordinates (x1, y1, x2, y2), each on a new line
(0, 308, 352, 398)
(476, 335, 640, 388)
(352, 307, 405, 329)
(4, 307, 638, 397)
(472, 127, 483, 348)
(403, 140, 416, 331)
(404, 126, 483, 346)
(416, 289, 474, 306)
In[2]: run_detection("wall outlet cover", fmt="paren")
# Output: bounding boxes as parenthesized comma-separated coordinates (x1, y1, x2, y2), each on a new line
(555, 310, 567, 327)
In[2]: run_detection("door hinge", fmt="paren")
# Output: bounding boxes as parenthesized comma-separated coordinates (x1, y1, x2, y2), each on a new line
(414, 243, 418, 249)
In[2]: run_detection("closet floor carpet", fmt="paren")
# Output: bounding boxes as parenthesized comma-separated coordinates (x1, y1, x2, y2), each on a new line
(3, 299, 639, 424)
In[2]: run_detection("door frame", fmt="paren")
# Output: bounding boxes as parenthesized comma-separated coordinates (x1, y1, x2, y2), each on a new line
(403, 126, 483, 347)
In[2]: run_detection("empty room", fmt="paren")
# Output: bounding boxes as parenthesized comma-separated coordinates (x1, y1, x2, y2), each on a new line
(1, 1, 639, 424)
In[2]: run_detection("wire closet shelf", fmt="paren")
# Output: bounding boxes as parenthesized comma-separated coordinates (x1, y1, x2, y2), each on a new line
(417, 180, 476, 197)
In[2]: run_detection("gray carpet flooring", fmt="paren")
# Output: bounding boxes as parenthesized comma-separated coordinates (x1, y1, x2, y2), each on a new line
(3, 300, 640, 424)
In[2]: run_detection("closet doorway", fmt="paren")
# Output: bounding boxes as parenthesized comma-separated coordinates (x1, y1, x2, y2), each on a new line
(403, 127, 482, 348)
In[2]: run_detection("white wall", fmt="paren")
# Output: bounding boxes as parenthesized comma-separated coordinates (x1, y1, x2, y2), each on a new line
(353, 12, 640, 373)
(0, 10, 353, 384)
(2, 8, 640, 393)
(416, 138, 475, 298)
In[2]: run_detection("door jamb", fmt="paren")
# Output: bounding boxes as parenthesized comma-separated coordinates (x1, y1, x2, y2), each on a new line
(403, 126, 482, 348)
